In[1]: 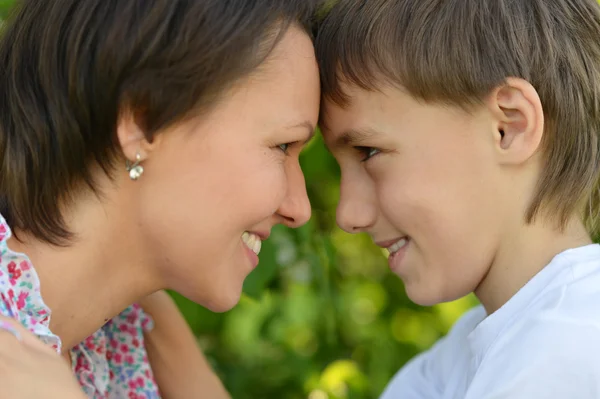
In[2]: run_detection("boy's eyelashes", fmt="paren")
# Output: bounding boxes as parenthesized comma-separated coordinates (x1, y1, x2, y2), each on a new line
(355, 146, 381, 162)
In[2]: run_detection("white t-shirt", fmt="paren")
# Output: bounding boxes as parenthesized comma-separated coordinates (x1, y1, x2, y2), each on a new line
(380, 244, 600, 399)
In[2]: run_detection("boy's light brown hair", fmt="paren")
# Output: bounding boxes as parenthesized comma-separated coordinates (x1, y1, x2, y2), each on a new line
(315, 0, 600, 238)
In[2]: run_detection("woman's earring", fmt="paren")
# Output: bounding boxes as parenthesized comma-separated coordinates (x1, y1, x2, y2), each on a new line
(126, 151, 144, 181)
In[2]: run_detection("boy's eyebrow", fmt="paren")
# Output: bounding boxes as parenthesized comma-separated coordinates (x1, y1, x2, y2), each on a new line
(333, 127, 378, 148)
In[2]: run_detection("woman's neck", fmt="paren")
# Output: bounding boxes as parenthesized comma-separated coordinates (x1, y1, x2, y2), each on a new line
(8, 181, 162, 350)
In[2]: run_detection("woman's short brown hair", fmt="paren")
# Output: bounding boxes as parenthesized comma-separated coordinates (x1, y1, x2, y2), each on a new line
(0, 0, 318, 245)
(316, 0, 600, 238)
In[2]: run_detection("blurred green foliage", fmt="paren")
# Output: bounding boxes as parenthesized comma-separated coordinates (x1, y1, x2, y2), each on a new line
(0, 1, 480, 398)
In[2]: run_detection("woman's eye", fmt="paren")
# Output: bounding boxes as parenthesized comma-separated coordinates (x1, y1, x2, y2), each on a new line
(356, 146, 381, 162)
(278, 142, 296, 154)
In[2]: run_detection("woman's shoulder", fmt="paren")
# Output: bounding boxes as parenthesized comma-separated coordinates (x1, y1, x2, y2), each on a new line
(0, 213, 61, 351)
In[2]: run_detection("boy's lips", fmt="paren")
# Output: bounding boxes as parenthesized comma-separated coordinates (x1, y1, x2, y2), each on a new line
(375, 237, 409, 249)
(375, 237, 411, 274)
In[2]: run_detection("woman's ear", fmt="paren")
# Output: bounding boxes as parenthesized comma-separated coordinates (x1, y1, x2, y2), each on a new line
(486, 77, 545, 165)
(116, 108, 162, 162)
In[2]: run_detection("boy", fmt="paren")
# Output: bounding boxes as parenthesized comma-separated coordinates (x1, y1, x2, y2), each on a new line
(316, 0, 600, 398)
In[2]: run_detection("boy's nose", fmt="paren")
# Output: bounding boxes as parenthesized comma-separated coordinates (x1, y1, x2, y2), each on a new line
(336, 178, 377, 233)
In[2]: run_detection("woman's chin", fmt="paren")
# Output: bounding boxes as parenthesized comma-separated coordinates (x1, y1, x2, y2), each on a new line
(205, 293, 242, 313)
(184, 284, 244, 313)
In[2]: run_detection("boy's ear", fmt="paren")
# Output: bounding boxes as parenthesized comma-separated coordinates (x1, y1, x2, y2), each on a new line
(486, 77, 544, 165)
(116, 108, 163, 163)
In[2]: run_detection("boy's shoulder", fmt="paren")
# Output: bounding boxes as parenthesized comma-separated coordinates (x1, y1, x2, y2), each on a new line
(379, 305, 486, 399)
(465, 246, 600, 398)
(468, 305, 600, 398)
(482, 244, 600, 358)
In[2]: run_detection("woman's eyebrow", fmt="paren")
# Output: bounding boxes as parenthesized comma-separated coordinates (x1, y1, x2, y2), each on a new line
(287, 120, 316, 143)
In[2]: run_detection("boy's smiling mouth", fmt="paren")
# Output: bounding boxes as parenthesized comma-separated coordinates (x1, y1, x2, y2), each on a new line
(375, 237, 410, 257)
(386, 237, 409, 256)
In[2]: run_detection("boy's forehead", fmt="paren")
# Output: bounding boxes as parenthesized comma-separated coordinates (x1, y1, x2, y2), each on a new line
(319, 99, 353, 148)
(319, 87, 384, 147)
(320, 99, 382, 150)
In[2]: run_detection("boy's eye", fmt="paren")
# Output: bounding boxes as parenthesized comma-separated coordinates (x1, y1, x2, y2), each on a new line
(355, 146, 381, 162)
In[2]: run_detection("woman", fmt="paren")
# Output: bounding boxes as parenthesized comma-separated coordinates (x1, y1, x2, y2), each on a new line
(0, 0, 320, 397)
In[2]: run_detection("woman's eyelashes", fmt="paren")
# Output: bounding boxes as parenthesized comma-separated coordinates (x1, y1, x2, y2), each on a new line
(276, 141, 300, 155)
(355, 146, 381, 162)
(278, 143, 290, 154)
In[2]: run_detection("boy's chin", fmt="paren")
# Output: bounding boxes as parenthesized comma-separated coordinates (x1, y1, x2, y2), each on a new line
(404, 282, 465, 307)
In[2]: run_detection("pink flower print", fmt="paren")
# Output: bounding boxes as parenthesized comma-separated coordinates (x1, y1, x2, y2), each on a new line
(119, 324, 128, 333)
(84, 336, 96, 350)
(19, 260, 31, 271)
(141, 318, 150, 330)
(76, 354, 86, 370)
(0, 224, 6, 241)
(8, 272, 20, 285)
(126, 312, 137, 324)
(16, 291, 28, 310)
(7, 262, 21, 285)
(110, 339, 119, 349)
(39, 314, 49, 325)
(131, 338, 140, 348)
(120, 344, 129, 353)
(125, 355, 134, 365)
(113, 353, 122, 364)
(7, 262, 17, 274)
(128, 377, 144, 390)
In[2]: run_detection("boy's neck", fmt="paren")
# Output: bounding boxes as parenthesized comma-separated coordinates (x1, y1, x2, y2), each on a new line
(475, 216, 592, 315)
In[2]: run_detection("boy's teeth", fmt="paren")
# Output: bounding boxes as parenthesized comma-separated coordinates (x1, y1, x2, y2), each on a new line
(242, 231, 262, 255)
(387, 238, 408, 255)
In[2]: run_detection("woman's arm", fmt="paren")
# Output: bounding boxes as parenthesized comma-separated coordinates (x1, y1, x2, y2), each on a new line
(138, 291, 231, 399)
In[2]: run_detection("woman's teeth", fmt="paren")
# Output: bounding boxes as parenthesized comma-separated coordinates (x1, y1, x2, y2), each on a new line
(387, 237, 408, 256)
(242, 232, 262, 255)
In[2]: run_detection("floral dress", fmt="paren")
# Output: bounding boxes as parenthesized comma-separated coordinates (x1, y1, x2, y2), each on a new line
(0, 214, 161, 398)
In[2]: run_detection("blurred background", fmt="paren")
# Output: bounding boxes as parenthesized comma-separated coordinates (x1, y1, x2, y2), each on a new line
(0, 1, 481, 398)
